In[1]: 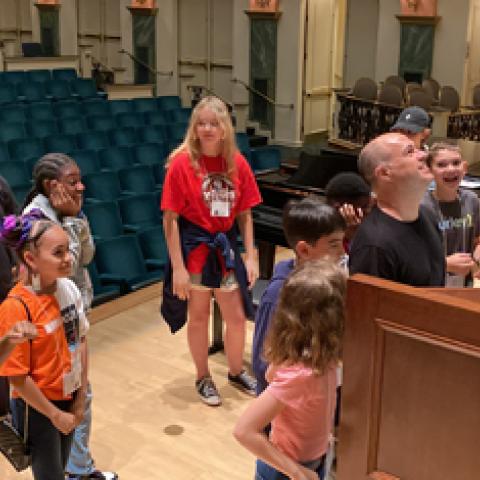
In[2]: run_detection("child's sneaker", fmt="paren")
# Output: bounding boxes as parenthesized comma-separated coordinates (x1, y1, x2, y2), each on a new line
(195, 376, 222, 406)
(228, 370, 257, 396)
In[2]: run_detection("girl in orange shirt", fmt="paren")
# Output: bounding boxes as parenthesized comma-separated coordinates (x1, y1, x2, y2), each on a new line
(0, 210, 88, 480)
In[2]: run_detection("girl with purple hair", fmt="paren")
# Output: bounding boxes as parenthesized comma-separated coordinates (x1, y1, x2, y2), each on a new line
(0, 210, 88, 480)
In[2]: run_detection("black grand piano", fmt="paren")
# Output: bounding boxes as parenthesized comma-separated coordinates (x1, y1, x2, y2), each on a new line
(253, 146, 359, 278)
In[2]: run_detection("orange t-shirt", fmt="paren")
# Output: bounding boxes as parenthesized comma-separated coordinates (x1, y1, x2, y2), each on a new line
(0, 280, 87, 400)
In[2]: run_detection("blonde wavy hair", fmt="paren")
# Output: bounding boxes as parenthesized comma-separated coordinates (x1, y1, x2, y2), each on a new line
(167, 96, 237, 178)
(264, 259, 346, 374)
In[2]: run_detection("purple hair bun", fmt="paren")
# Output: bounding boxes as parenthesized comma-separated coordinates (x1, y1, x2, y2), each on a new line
(0, 208, 47, 248)
(2, 215, 17, 231)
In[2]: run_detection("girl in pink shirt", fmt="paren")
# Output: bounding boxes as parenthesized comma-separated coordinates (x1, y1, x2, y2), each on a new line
(234, 260, 345, 480)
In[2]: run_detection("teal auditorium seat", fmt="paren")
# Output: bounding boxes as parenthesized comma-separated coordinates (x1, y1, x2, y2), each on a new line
(3, 71, 26, 86)
(118, 192, 162, 232)
(0, 122, 26, 142)
(140, 125, 167, 144)
(47, 80, 73, 101)
(99, 146, 136, 171)
(250, 147, 281, 172)
(44, 134, 77, 154)
(87, 261, 121, 307)
(109, 127, 139, 147)
(134, 142, 166, 165)
(70, 150, 102, 175)
(118, 165, 160, 194)
(27, 69, 51, 84)
(83, 201, 125, 241)
(109, 100, 133, 115)
(11, 183, 31, 207)
(156, 95, 182, 111)
(0, 84, 18, 105)
(28, 119, 58, 139)
(94, 235, 164, 293)
(76, 131, 110, 151)
(83, 171, 126, 202)
(52, 68, 77, 82)
(60, 116, 87, 135)
(54, 101, 82, 118)
(82, 99, 110, 116)
(29, 102, 55, 121)
(144, 111, 167, 126)
(168, 107, 192, 123)
(71, 78, 107, 99)
(133, 143, 166, 183)
(2, 105, 26, 123)
(133, 98, 157, 114)
(137, 226, 168, 270)
(9, 138, 45, 163)
(17, 81, 47, 102)
(235, 132, 251, 162)
(0, 144, 10, 163)
(166, 122, 188, 143)
(0, 161, 30, 188)
(87, 114, 116, 132)
(115, 112, 145, 128)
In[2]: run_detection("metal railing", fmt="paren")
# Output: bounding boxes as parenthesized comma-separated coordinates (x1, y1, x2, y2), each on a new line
(118, 48, 173, 77)
(231, 77, 293, 109)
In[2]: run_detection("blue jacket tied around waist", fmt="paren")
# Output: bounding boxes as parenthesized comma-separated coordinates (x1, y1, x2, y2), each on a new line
(161, 216, 254, 333)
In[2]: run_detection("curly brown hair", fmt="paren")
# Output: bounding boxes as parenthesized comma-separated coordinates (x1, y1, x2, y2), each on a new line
(264, 259, 346, 374)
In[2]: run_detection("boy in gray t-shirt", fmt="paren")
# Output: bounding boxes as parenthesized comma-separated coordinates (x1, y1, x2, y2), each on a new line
(421, 143, 480, 286)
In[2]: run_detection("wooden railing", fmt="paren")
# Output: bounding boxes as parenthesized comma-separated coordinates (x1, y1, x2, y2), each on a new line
(447, 110, 480, 141)
(334, 93, 480, 145)
(335, 94, 403, 146)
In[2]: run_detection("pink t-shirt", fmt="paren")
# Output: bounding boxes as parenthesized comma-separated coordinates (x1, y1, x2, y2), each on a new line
(267, 363, 337, 462)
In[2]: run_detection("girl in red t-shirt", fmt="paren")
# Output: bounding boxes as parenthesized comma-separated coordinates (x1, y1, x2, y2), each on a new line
(161, 96, 261, 406)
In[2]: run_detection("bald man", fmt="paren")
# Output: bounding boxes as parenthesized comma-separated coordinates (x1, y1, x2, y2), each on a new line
(349, 132, 445, 286)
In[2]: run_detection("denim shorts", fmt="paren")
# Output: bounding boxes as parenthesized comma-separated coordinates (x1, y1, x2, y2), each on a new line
(254, 456, 325, 480)
(189, 270, 239, 291)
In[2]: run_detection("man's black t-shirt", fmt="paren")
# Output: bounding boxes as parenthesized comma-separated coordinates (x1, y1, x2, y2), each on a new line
(349, 205, 445, 286)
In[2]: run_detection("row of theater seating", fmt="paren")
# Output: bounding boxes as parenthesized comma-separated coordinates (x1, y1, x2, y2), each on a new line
(0, 77, 106, 103)
(83, 192, 167, 305)
(87, 226, 167, 306)
(1, 145, 165, 200)
(0, 122, 188, 151)
(0, 101, 190, 124)
(0, 68, 78, 85)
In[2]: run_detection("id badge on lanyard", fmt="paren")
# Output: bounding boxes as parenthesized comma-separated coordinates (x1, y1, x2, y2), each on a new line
(63, 349, 82, 396)
(211, 188, 231, 218)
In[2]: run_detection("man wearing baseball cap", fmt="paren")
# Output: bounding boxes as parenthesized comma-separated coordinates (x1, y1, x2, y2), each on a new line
(391, 106, 431, 150)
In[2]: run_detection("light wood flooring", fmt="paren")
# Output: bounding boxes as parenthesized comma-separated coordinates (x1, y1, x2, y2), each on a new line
(1, 291, 263, 479)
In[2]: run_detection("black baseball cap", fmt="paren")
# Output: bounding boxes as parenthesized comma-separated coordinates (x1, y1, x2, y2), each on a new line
(391, 106, 430, 133)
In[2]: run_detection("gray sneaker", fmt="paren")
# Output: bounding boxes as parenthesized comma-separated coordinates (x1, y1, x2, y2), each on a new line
(195, 376, 222, 406)
(228, 370, 257, 396)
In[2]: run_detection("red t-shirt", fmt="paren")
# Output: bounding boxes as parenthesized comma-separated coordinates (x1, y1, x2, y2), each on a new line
(161, 151, 262, 273)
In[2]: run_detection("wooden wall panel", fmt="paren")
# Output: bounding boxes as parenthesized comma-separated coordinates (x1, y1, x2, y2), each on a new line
(338, 275, 480, 480)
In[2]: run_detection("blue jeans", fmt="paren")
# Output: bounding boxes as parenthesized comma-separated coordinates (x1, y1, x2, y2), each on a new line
(255, 457, 325, 480)
(66, 382, 95, 475)
(11, 397, 74, 480)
